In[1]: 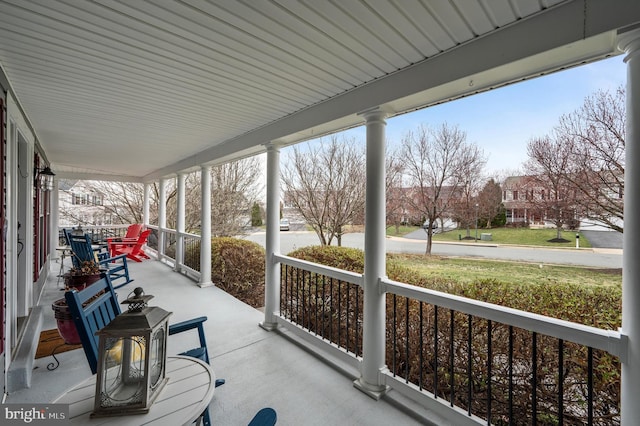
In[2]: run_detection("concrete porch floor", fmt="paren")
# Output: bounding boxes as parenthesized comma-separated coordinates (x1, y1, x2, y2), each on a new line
(7, 258, 428, 426)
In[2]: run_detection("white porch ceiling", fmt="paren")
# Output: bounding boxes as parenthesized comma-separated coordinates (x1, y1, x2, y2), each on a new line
(0, 0, 639, 182)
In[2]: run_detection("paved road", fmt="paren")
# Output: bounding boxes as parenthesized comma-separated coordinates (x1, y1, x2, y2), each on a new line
(243, 231, 622, 269)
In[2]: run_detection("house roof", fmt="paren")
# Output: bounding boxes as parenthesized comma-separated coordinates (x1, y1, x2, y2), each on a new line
(1, 1, 639, 182)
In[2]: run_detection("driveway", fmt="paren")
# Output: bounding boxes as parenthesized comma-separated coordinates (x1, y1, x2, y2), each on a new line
(580, 230, 623, 249)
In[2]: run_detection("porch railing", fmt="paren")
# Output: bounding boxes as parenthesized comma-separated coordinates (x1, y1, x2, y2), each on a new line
(145, 225, 202, 280)
(274, 253, 622, 426)
(59, 224, 131, 245)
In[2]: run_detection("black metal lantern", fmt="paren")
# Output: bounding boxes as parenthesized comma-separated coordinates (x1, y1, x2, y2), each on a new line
(34, 166, 55, 191)
(92, 287, 172, 417)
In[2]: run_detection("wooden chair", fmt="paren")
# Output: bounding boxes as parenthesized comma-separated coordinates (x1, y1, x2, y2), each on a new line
(67, 233, 133, 289)
(65, 275, 223, 426)
(248, 408, 277, 426)
(108, 229, 152, 262)
(107, 223, 143, 243)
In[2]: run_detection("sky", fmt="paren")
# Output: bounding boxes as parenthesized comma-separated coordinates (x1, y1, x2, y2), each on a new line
(305, 54, 627, 177)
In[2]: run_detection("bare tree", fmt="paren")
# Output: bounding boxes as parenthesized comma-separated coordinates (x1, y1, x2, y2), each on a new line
(281, 135, 366, 246)
(210, 158, 263, 237)
(385, 148, 405, 233)
(525, 135, 579, 240)
(451, 145, 487, 238)
(401, 123, 484, 254)
(556, 87, 625, 232)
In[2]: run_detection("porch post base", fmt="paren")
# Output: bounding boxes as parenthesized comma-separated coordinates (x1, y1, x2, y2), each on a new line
(198, 281, 214, 288)
(259, 321, 278, 331)
(353, 377, 390, 400)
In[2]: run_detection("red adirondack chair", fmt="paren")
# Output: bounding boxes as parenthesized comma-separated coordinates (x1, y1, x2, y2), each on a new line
(107, 229, 151, 262)
(107, 223, 143, 245)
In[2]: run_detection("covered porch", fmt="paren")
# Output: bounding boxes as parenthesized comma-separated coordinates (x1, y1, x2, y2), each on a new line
(2, 1, 640, 424)
(9, 259, 426, 425)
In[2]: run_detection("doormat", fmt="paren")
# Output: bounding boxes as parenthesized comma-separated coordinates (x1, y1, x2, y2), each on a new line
(35, 329, 82, 359)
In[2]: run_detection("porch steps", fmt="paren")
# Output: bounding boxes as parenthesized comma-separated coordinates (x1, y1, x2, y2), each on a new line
(7, 305, 43, 393)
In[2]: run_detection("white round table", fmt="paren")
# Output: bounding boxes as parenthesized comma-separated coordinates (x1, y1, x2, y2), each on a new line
(53, 356, 215, 425)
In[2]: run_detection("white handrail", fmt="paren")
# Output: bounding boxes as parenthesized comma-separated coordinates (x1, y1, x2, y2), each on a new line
(274, 254, 364, 287)
(273, 253, 622, 357)
(382, 277, 622, 356)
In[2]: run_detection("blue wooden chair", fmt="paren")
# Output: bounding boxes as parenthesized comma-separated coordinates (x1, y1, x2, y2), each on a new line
(65, 274, 223, 426)
(67, 233, 133, 289)
(248, 407, 277, 426)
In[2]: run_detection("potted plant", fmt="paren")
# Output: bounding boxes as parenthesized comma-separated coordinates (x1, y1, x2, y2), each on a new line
(53, 260, 104, 345)
(64, 260, 103, 290)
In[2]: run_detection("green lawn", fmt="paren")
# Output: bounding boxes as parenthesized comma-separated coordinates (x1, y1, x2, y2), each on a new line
(385, 225, 418, 237)
(389, 254, 619, 288)
(425, 227, 593, 248)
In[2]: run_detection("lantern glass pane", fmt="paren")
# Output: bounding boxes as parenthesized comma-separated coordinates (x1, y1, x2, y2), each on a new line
(99, 336, 147, 408)
(149, 327, 166, 389)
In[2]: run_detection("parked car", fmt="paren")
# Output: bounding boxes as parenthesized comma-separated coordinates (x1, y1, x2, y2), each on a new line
(280, 218, 290, 231)
(422, 220, 438, 230)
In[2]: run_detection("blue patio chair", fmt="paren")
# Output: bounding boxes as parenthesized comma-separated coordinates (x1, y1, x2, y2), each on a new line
(248, 407, 277, 426)
(67, 233, 133, 289)
(65, 275, 223, 426)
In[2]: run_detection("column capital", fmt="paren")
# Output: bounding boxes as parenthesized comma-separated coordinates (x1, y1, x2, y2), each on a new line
(357, 106, 390, 123)
(263, 142, 281, 153)
(618, 28, 640, 60)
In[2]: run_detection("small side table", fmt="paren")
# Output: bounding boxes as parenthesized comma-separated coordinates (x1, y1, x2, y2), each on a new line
(53, 356, 216, 425)
(55, 246, 72, 289)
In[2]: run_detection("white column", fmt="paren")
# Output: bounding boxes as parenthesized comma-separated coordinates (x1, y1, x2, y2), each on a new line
(175, 172, 186, 272)
(619, 28, 640, 426)
(199, 165, 213, 287)
(261, 144, 281, 330)
(157, 178, 167, 259)
(354, 107, 389, 398)
(143, 183, 150, 227)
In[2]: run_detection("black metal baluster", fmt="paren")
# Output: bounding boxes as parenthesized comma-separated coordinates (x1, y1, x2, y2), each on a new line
(434, 306, 439, 399)
(307, 271, 312, 331)
(588, 347, 593, 426)
(509, 326, 513, 425)
(321, 275, 326, 339)
(558, 339, 564, 425)
(405, 297, 410, 383)
(329, 278, 334, 343)
(281, 264, 285, 315)
(419, 301, 424, 390)
(355, 285, 360, 357)
(450, 309, 454, 407)
(468, 314, 472, 416)
(337, 280, 342, 349)
(314, 273, 319, 335)
(291, 267, 295, 321)
(301, 270, 306, 329)
(393, 295, 397, 377)
(532, 332, 537, 426)
(346, 282, 350, 354)
(487, 320, 492, 425)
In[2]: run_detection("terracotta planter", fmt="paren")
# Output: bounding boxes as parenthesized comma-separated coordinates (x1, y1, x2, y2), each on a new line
(53, 274, 102, 345)
(52, 298, 81, 345)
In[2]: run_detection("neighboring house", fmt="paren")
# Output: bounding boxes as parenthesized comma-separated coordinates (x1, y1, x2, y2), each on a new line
(502, 176, 548, 226)
(58, 180, 113, 227)
(502, 175, 623, 230)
